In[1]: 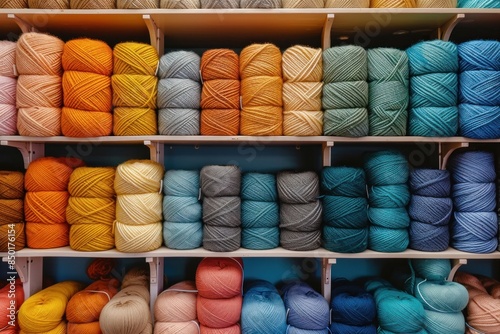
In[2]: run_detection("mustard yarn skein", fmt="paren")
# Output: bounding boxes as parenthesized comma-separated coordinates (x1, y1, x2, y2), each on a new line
(66, 197, 115, 225)
(241, 76, 283, 107)
(68, 167, 115, 198)
(240, 43, 282, 79)
(113, 107, 157, 136)
(112, 74, 158, 109)
(0, 171, 24, 199)
(114, 160, 164, 195)
(69, 223, 115, 251)
(371, 0, 416, 6)
(113, 42, 159, 76)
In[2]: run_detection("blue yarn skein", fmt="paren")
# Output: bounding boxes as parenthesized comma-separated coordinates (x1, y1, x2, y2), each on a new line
(413, 278, 469, 312)
(368, 184, 410, 208)
(459, 70, 500, 106)
(322, 195, 368, 229)
(163, 170, 200, 197)
(447, 150, 496, 183)
(162, 195, 202, 223)
(424, 310, 465, 334)
(452, 182, 497, 212)
(330, 285, 376, 326)
(409, 195, 452, 226)
(241, 280, 287, 334)
(241, 227, 279, 250)
(368, 207, 410, 229)
(321, 167, 367, 197)
(458, 40, 500, 71)
(452, 211, 498, 241)
(286, 326, 329, 334)
(330, 323, 376, 334)
(241, 172, 278, 202)
(409, 106, 458, 137)
(163, 221, 203, 249)
(459, 104, 500, 139)
(369, 226, 409, 252)
(410, 168, 450, 197)
(283, 282, 330, 331)
(242, 200, 279, 228)
(411, 259, 452, 281)
(410, 73, 458, 108)
(409, 221, 449, 252)
(364, 151, 409, 186)
(458, 0, 500, 8)
(322, 226, 368, 253)
(406, 40, 458, 76)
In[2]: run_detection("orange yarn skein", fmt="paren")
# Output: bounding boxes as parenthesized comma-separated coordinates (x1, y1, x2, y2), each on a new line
(201, 49, 239, 81)
(61, 107, 113, 137)
(0, 171, 24, 199)
(240, 106, 283, 135)
(241, 76, 283, 107)
(26, 222, 69, 248)
(0, 199, 23, 225)
(201, 109, 240, 135)
(201, 79, 240, 110)
(25, 157, 80, 192)
(62, 38, 113, 76)
(63, 71, 112, 112)
(25, 191, 69, 225)
(66, 321, 102, 334)
(239, 43, 282, 79)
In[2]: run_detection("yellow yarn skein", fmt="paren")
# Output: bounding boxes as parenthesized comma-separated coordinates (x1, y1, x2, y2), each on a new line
(114, 221, 163, 253)
(113, 42, 159, 76)
(68, 167, 115, 198)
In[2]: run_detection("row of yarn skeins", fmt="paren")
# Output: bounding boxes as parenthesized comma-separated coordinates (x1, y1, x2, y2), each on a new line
(0, 33, 160, 137)
(1, 0, 498, 9)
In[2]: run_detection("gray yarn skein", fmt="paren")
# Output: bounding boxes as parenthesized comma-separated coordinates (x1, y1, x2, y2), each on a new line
(241, 0, 280, 7)
(160, 0, 200, 8)
(277, 171, 320, 204)
(201, 0, 240, 7)
(203, 196, 241, 227)
(157, 78, 201, 109)
(203, 225, 241, 252)
(280, 200, 322, 232)
(158, 51, 201, 80)
(201, 165, 241, 197)
(280, 229, 322, 251)
(158, 108, 200, 135)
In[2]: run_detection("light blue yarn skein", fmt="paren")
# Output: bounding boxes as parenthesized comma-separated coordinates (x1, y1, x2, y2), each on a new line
(283, 282, 330, 331)
(459, 104, 500, 139)
(322, 195, 368, 229)
(452, 211, 499, 253)
(447, 150, 496, 183)
(369, 226, 409, 252)
(368, 207, 410, 229)
(241, 280, 287, 334)
(459, 70, 500, 106)
(241, 227, 280, 250)
(368, 184, 410, 208)
(452, 182, 497, 212)
(163, 221, 203, 249)
(409, 221, 449, 252)
(322, 226, 368, 253)
(409, 195, 453, 226)
(241, 172, 278, 202)
(286, 326, 329, 334)
(163, 195, 202, 223)
(364, 151, 409, 186)
(163, 170, 200, 197)
(458, 40, 500, 71)
(424, 310, 465, 334)
(321, 167, 367, 197)
(406, 40, 458, 76)
(409, 106, 458, 137)
(242, 200, 279, 228)
(413, 278, 469, 312)
(411, 258, 451, 281)
(410, 73, 458, 108)
(409, 168, 451, 197)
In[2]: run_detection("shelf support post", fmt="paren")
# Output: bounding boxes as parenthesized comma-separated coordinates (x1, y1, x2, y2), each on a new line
(143, 15, 164, 57)
(448, 259, 467, 281)
(146, 257, 164, 321)
(321, 258, 336, 303)
(1, 141, 44, 168)
(321, 14, 335, 50)
(438, 14, 465, 41)
(322, 141, 334, 167)
(8, 13, 37, 33)
(2, 256, 43, 299)
(439, 142, 468, 169)
(144, 140, 164, 164)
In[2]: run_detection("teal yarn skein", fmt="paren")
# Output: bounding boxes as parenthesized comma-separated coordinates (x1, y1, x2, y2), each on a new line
(424, 310, 465, 334)
(163, 221, 203, 249)
(322, 196, 368, 229)
(409, 106, 458, 137)
(369, 226, 409, 252)
(163, 195, 202, 223)
(368, 207, 410, 229)
(413, 278, 469, 313)
(241, 172, 277, 202)
(163, 170, 200, 197)
(410, 259, 451, 281)
(458, 0, 500, 7)
(322, 225, 368, 253)
(321, 167, 366, 197)
(364, 151, 409, 186)
(410, 73, 458, 108)
(241, 201, 279, 228)
(368, 184, 410, 208)
(323, 108, 369, 137)
(406, 40, 458, 76)
(241, 227, 279, 250)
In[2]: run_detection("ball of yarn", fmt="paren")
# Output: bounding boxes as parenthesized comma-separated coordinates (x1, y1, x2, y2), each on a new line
(277, 171, 319, 204)
(369, 226, 409, 252)
(68, 167, 115, 197)
(158, 78, 201, 109)
(122, 265, 150, 289)
(322, 196, 368, 229)
(158, 108, 199, 135)
(201, 79, 240, 109)
(325, 0, 369, 6)
(283, 282, 330, 330)
(452, 182, 496, 212)
(62, 38, 112, 75)
(368, 81, 409, 136)
(99, 295, 151, 334)
(61, 107, 113, 137)
(70, 0, 116, 8)
(114, 221, 163, 252)
(154, 281, 197, 322)
(242, 281, 287, 333)
(330, 323, 376, 334)
(409, 222, 450, 251)
(240, 105, 283, 135)
(113, 42, 158, 76)
(280, 201, 322, 231)
(200, 108, 240, 136)
(368, 184, 410, 208)
(0, 0, 27, 7)
(25, 157, 79, 192)
(424, 309, 465, 334)
(283, 82, 322, 111)
(201, 49, 239, 81)
(70, 223, 115, 251)
(0, 41, 17, 77)
(66, 197, 115, 225)
(242, 227, 279, 250)
(0, 199, 23, 224)
(415, 0, 456, 6)
(163, 221, 203, 249)
(86, 258, 114, 280)
(282, 45, 322, 82)
(466, 292, 500, 332)
(331, 285, 376, 326)
(28, 0, 70, 8)
(364, 151, 409, 186)
(368, 48, 409, 83)
(409, 195, 452, 225)
(458, 40, 500, 71)
(0, 105, 17, 135)
(196, 257, 243, 299)
(280, 229, 321, 251)
(241, 173, 277, 202)
(63, 71, 111, 112)
(413, 279, 468, 312)
(161, 0, 200, 7)
(240, 43, 282, 79)
(368, 207, 410, 228)
(113, 107, 157, 136)
(0, 78, 15, 102)
(200, 165, 241, 197)
(115, 285, 150, 303)
(283, 110, 323, 136)
(154, 321, 200, 333)
(0, 223, 25, 251)
(371, 0, 416, 6)
(458, 0, 500, 7)
(26, 221, 70, 248)
(163, 195, 202, 223)
(453, 211, 498, 240)
(117, 0, 159, 8)
(197, 295, 242, 328)
(203, 225, 241, 252)
(16, 74, 62, 108)
(411, 259, 451, 281)
(323, 81, 368, 110)
(241, 76, 283, 107)
(447, 150, 496, 183)
(0, 171, 24, 199)
(114, 160, 164, 195)
(241, 0, 280, 7)
(116, 193, 163, 224)
(17, 106, 61, 136)
(410, 167, 453, 196)
(406, 40, 458, 76)
(459, 70, 500, 106)
(323, 108, 369, 137)
(203, 196, 240, 227)
(200, 0, 240, 8)
(112, 74, 158, 109)
(323, 46, 367, 83)
(322, 226, 368, 253)
(458, 104, 500, 139)
(163, 170, 200, 197)
(409, 106, 458, 137)
(16, 32, 64, 76)
(374, 288, 425, 333)
(159, 51, 200, 80)
(321, 167, 366, 197)
(410, 73, 458, 108)
(242, 201, 279, 228)
(282, 0, 323, 7)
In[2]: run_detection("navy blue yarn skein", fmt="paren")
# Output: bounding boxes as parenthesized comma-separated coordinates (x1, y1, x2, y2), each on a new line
(410, 168, 450, 197)
(241, 172, 278, 202)
(364, 151, 409, 186)
(409, 221, 449, 252)
(322, 195, 368, 229)
(409, 195, 452, 226)
(368, 184, 410, 208)
(283, 282, 330, 331)
(452, 182, 497, 212)
(330, 285, 376, 326)
(322, 226, 368, 253)
(368, 207, 410, 229)
(447, 150, 496, 183)
(458, 40, 500, 71)
(321, 167, 367, 197)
